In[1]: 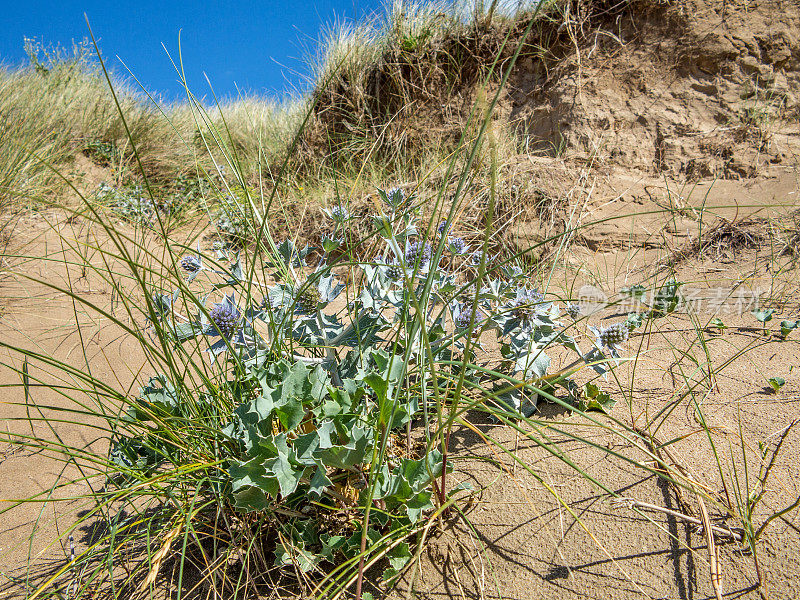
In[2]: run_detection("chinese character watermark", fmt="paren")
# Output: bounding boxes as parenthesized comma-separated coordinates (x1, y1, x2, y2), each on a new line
(575, 285, 765, 315)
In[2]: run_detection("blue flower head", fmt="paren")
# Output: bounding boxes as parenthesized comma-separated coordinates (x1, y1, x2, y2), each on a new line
(180, 255, 202, 274)
(329, 205, 349, 222)
(448, 237, 467, 255)
(591, 322, 629, 356)
(385, 261, 404, 282)
(511, 288, 545, 323)
(380, 186, 410, 210)
(405, 241, 432, 267)
(209, 297, 240, 338)
(455, 303, 482, 330)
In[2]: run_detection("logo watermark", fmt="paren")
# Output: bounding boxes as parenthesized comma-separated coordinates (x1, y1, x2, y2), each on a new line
(575, 284, 767, 315)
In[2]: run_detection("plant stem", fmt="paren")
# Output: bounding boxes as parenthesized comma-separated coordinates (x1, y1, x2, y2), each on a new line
(611, 498, 743, 542)
(315, 311, 342, 386)
(439, 430, 450, 515)
(354, 530, 367, 600)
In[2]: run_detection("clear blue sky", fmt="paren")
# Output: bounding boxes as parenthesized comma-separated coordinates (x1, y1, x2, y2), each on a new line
(0, 1, 387, 101)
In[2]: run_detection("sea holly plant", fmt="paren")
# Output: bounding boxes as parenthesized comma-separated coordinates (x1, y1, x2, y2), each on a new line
(766, 376, 786, 394)
(95, 179, 205, 227)
(99, 184, 628, 577)
(221, 356, 443, 519)
(108, 352, 441, 579)
(752, 308, 775, 335)
(780, 319, 799, 339)
(95, 182, 160, 226)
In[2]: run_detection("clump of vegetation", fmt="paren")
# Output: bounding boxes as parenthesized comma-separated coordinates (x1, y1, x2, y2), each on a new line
(102, 178, 629, 593)
(95, 182, 160, 225)
(94, 174, 212, 227)
(0, 8, 643, 587)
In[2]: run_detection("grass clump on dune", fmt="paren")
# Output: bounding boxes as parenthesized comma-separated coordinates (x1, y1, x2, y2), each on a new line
(1, 1, 579, 238)
(0, 38, 302, 210)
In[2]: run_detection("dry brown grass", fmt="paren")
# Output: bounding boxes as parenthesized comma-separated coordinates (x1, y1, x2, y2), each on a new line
(0, 0, 672, 258)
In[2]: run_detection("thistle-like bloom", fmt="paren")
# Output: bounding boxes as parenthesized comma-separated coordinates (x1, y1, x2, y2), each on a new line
(385, 262, 403, 282)
(384, 187, 407, 208)
(455, 312, 472, 330)
(511, 288, 545, 323)
(600, 322, 629, 346)
(452, 303, 484, 336)
(592, 322, 629, 355)
(405, 241, 432, 266)
(437, 221, 449, 236)
(296, 283, 322, 314)
(448, 237, 467, 255)
(528, 289, 546, 304)
(454, 305, 479, 330)
(566, 303, 581, 319)
(180, 255, 202, 274)
(330, 205, 349, 222)
(209, 301, 240, 338)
